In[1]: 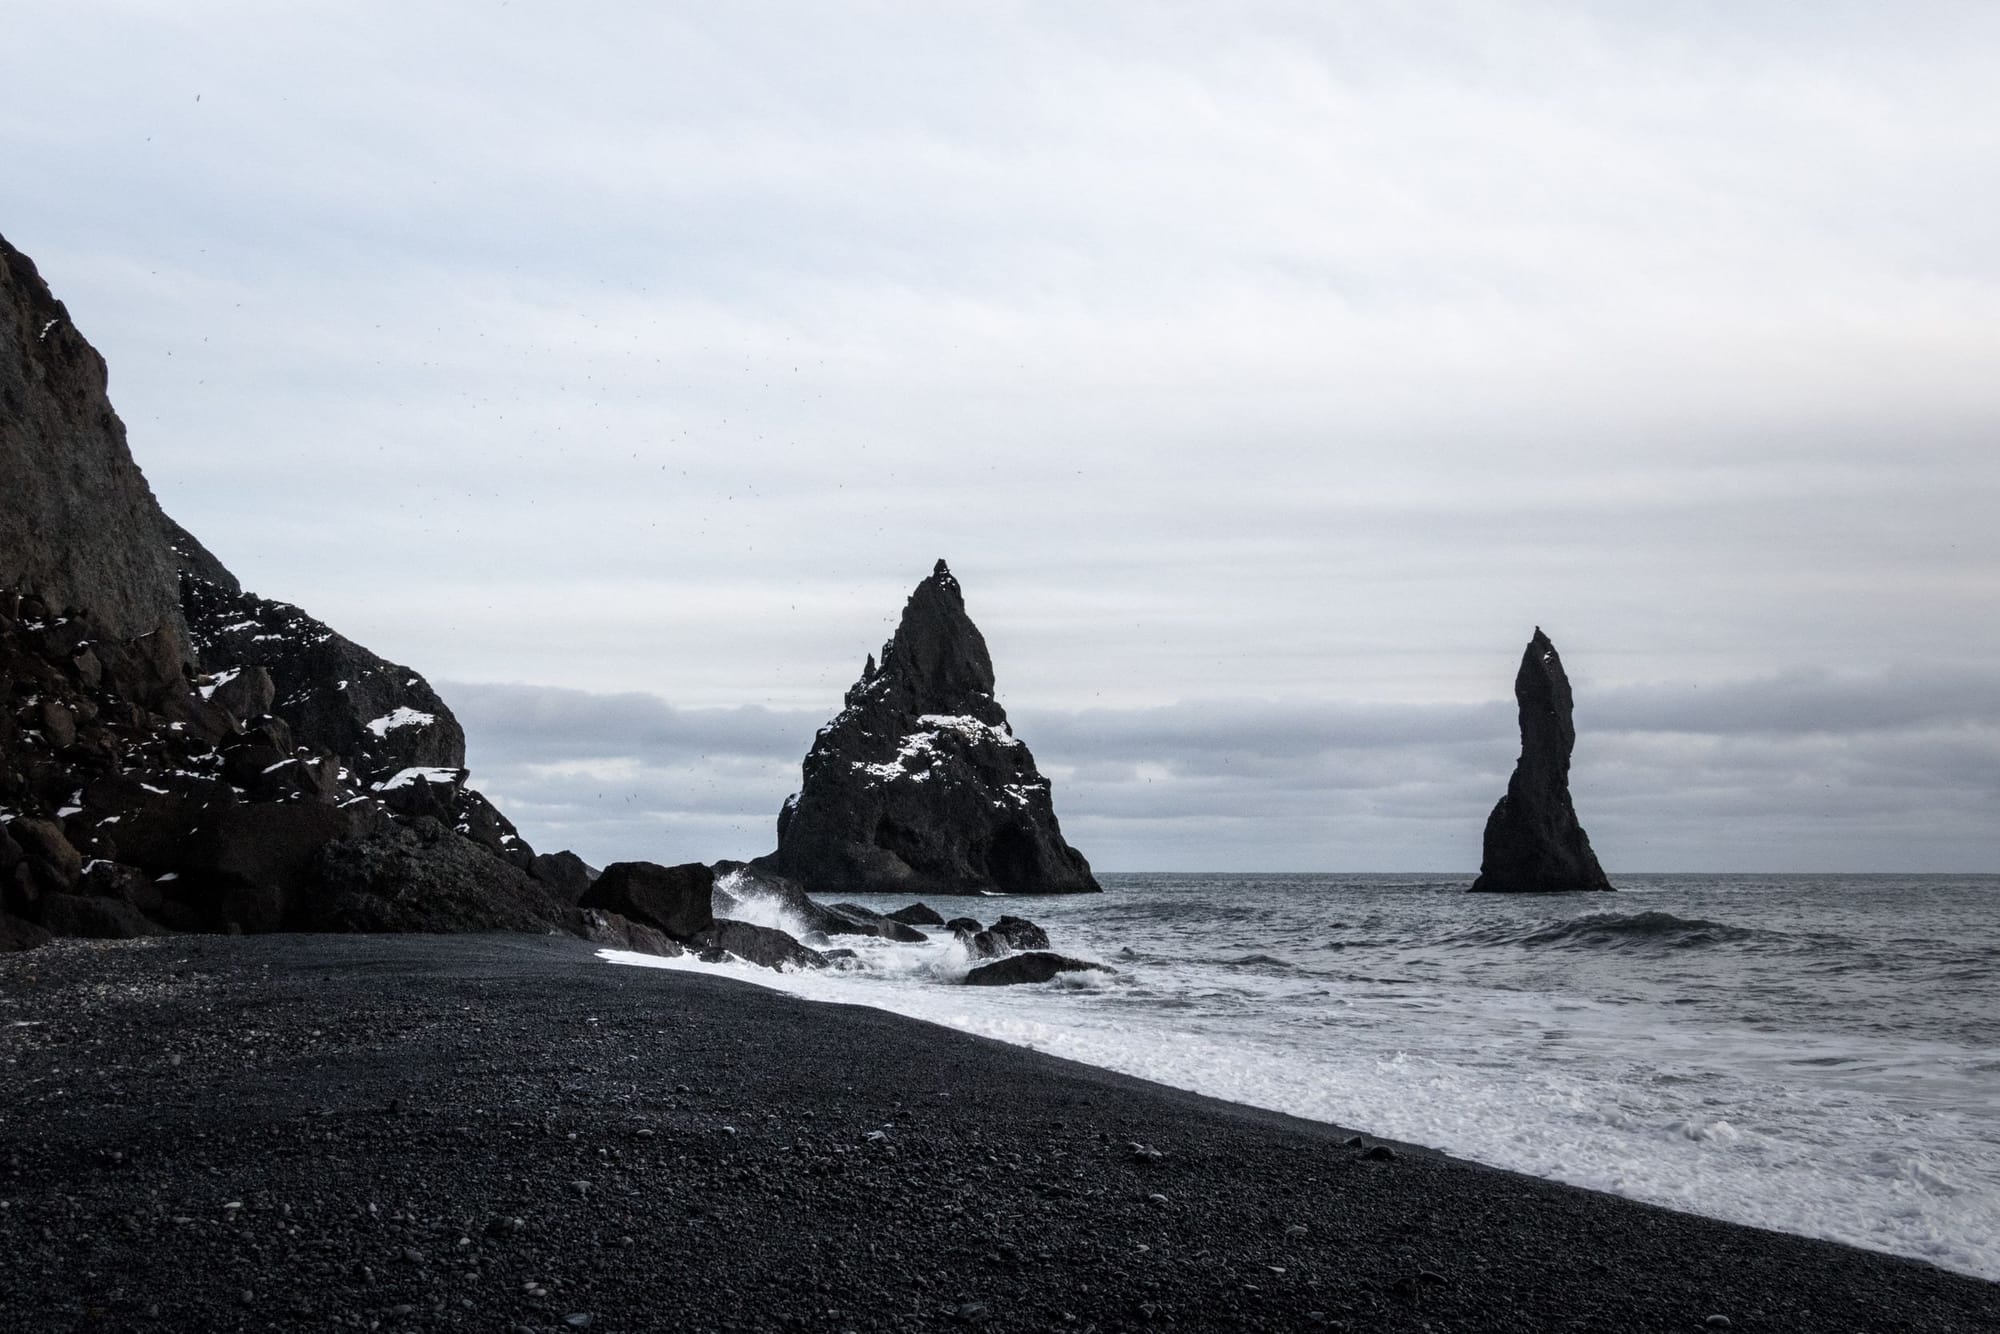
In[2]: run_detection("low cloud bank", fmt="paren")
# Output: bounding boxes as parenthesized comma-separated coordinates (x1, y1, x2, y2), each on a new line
(448, 668, 2000, 874)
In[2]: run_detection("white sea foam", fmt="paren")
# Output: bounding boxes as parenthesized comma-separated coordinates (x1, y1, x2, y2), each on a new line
(606, 873, 2000, 1281)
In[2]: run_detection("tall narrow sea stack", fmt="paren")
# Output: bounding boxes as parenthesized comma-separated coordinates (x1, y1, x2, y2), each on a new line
(758, 561, 1098, 896)
(1470, 627, 1614, 893)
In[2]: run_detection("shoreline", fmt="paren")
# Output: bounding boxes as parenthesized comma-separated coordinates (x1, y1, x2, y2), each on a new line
(2, 932, 1993, 1332)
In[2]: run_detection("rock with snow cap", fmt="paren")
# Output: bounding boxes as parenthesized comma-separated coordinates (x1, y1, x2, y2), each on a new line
(1469, 628, 1614, 893)
(756, 560, 1098, 896)
(0, 234, 559, 947)
(178, 571, 466, 782)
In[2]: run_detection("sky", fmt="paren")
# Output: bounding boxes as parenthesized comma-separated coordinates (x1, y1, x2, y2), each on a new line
(5, 2, 1997, 871)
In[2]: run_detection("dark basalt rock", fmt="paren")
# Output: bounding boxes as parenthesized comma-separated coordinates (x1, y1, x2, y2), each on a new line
(531, 850, 597, 905)
(302, 817, 569, 934)
(0, 234, 190, 666)
(0, 236, 585, 949)
(0, 911, 50, 952)
(757, 560, 1098, 896)
(177, 562, 467, 783)
(1470, 628, 1614, 893)
(825, 902, 929, 943)
(965, 951, 1117, 986)
(687, 919, 828, 972)
(983, 914, 1049, 952)
(580, 861, 716, 941)
(573, 907, 683, 959)
(181, 802, 374, 933)
(887, 902, 946, 927)
(37, 891, 157, 940)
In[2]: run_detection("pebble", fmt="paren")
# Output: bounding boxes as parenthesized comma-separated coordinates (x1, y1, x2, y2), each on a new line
(1362, 1145, 1397, 1162)
(564, 1314, 594, 1329)
(1147, 1193, 1168, 1206)
(1705, 1318, 1732, 1330)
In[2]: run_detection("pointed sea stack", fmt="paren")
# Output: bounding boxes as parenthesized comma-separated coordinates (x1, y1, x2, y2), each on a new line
(757, 561, 1098, 896)
(1470, 628, 1614, 893)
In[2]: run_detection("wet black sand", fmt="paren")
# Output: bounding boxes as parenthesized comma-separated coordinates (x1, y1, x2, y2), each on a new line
(1, 933, 1993, 1333)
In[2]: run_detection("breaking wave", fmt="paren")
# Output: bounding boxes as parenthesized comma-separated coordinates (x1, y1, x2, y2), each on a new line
(1451, 911, 1762, 952)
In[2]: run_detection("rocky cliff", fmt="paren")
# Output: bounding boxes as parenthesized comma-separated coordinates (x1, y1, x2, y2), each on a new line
(0, 232, 591, 949)
(757, 561, 1098, 896)
(0, 234, 188, 666)
(1470, 628, 1614, 893)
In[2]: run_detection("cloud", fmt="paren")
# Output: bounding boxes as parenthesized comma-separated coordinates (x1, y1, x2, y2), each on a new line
(4, 4, 1997, 871)
(447, 663, 2000, 873)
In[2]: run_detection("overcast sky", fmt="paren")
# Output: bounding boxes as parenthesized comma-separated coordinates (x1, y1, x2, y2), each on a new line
(7, 3, 1997, 871)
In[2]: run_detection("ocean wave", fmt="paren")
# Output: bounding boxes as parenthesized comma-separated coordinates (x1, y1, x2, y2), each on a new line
(1216, 953, 1301, 969)
(1452, 911, 1761, 952)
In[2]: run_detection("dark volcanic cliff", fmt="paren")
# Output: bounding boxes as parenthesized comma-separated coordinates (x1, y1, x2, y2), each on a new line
(1470, 628, 1614, 893)
(0, 232, 592, 950)
(758, 561, 1098, 896)
(0, 234, 188, 665)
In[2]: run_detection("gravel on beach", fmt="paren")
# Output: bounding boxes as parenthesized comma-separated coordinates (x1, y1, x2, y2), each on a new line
(2, 932, 1993, 1333)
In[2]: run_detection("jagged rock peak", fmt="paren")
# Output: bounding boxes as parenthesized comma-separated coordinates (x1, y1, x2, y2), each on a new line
(1470, 627, 1613, 893)
(757, 562, 1098, 896)
(845, 556, 1000, 725)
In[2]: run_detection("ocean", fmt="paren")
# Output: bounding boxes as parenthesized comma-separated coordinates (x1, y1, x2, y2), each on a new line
(609, 872, 2000, 1282)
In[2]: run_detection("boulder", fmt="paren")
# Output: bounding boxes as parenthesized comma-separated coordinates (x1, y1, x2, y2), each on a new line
(182, 802, 367, 932)
(573, 907, 684, 959)
(944, 916, 983, 935)
(825, 902, 929, 943)
(887, 902, 946, 927)
(0, 911, 52, 952)
(755, 560, 1097, 896)
(10, 816, 80, 888)
(302, 817, 568, 934)
(530, 850, 596, 905)
(965, 952, 1116, 986)
(688, 919, 827, 972)
(1470, 629, 1615, 893)
(581, 861, 716, 940)
(982, 914, 1049, 952)
(205, 663, 276, 723)
(38, 891, 159, 939)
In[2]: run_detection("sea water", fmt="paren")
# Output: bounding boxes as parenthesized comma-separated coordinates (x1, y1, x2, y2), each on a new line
(607, 873, 2000, 1282)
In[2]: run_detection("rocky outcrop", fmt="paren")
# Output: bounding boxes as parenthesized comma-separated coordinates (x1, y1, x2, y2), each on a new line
(0, 234, 595, 950)
(579, 861, 716, 940)
(688, 919, 827, 971)
(176, 554, 468, 782)
(0, 234, 189, 667)
(965, 952, 1117, 986)
(970, 914, 1050, 958)
(0, 589, 574, 944)
(1470, 628, 1614, 893)
(757, 561, 1098, 896)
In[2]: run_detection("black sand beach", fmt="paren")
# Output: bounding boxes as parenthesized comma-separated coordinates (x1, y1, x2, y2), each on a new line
(1, 934, 1992, 1333)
